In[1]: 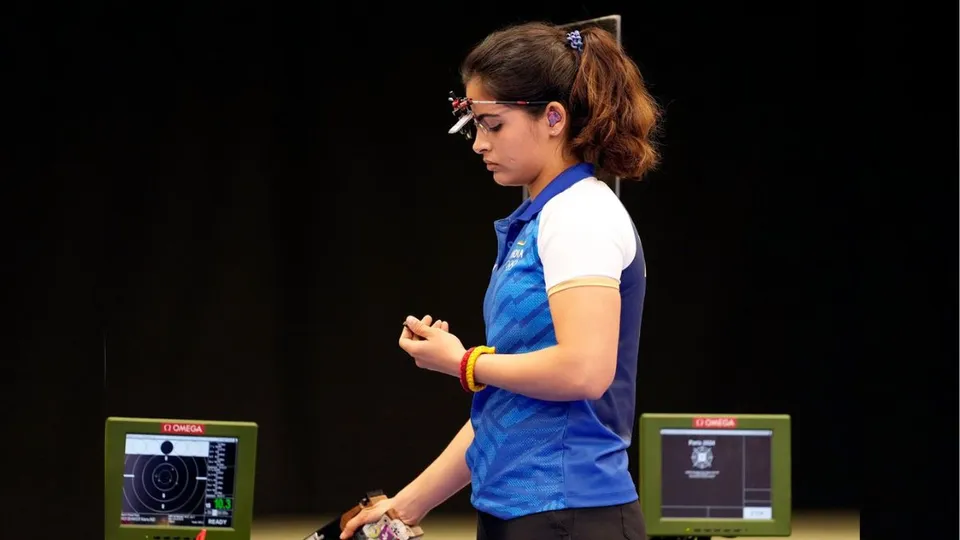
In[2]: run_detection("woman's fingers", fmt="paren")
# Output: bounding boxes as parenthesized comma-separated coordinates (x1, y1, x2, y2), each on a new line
(400, 315, 448, 348)
(400, 314, 433, 341)
(340, 501, 389, 539)
(413, 315, 433, 341)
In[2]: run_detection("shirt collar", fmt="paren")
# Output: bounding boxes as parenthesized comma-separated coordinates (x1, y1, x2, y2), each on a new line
(512, 162, 595, 222)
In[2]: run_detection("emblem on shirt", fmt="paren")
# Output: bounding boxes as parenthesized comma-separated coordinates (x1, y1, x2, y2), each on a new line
(503, 247, 526, 271)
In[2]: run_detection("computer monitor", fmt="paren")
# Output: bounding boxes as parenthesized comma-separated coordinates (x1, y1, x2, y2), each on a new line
(105, 417, 259, 540)
(638, 413, 792, 537)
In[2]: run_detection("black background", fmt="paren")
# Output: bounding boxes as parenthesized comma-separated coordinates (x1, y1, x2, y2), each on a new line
(3, 2, 955, 537)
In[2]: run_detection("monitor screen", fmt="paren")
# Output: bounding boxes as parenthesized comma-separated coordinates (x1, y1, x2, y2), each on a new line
(120, 433, 238, 528)
(660, 427, 772, 520)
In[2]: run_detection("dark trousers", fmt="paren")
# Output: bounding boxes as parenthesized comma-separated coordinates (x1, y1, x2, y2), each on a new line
(476, 500, 646, 540)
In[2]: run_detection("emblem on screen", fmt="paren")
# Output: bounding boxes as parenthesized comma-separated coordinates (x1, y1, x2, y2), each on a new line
(690, 446, 714, 469)
(684, 439, 720, 479)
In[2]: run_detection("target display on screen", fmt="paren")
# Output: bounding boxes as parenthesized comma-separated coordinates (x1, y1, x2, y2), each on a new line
(120, 433, 238, 528)
(660, 428, 773, 520)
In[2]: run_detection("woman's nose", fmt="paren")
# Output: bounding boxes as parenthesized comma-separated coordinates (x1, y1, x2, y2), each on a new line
(472, 131, 491, 154)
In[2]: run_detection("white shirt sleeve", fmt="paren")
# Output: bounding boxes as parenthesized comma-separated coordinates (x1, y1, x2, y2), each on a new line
(536, 179, 638, 294)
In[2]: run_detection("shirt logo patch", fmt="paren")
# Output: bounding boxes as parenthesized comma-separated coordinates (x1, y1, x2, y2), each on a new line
(503, 247, 526, 271)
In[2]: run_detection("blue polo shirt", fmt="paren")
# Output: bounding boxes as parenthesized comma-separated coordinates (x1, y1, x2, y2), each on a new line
(465, 162, 647, 519)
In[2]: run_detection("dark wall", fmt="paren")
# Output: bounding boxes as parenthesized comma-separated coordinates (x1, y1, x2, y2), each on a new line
(5, 2, 953, 536)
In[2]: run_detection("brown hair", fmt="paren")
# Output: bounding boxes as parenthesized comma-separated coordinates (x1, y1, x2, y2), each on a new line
(461, 22, 661, 179)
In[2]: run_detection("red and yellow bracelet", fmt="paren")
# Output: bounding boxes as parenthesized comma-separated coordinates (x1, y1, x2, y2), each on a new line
(463, 345, 495, 392)
(459, 347, 475, 392)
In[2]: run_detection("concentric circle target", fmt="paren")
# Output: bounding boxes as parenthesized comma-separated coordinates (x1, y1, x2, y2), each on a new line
(122, 440, 207, 520)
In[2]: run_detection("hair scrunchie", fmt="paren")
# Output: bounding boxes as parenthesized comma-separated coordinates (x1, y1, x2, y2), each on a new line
(566, 30, 584, 53)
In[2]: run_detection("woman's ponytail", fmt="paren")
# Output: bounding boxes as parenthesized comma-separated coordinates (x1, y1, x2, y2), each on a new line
(568, 27, 661, 179)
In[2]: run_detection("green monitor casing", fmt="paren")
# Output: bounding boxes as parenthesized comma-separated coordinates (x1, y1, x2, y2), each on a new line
(639, 413, 791, 537)
(105, 417, 258, 540)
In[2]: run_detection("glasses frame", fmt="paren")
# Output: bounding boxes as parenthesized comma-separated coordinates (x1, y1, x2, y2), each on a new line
(448, 91, 550, 140)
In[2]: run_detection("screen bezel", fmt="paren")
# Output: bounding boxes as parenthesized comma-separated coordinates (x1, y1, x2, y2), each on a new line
(105, 417, 258, 540)
(638, 413, 792, 537)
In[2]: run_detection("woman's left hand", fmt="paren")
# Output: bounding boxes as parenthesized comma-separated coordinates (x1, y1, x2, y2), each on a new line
(398, 315, 467, 377)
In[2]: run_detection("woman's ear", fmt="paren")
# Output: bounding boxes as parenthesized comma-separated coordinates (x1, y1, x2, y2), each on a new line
(545, 102, 567, 135)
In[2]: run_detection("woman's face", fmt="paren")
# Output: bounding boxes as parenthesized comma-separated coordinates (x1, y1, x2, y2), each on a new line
(466, 79, 556, 188)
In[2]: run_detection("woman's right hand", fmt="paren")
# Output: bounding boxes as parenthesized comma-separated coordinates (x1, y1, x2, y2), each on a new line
(401, 314, 450, 369)
(339, 496, 423, 539)
(402, 314, 449, 341)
